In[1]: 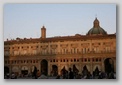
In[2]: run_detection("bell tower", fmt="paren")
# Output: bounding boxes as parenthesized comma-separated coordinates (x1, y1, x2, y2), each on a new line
(41, 26, 46, 38)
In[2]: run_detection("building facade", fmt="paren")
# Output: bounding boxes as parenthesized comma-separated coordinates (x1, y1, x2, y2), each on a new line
(4, 18, 116, 76)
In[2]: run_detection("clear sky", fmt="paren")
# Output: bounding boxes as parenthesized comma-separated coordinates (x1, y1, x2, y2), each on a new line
(4, 4, 116, 40)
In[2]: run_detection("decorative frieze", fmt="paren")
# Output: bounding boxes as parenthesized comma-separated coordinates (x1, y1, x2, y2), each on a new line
(41, 45, 48, 49)
(60, 44, 68, 48)
(50, 44, 57, 49)
(71, 44, 78, 48)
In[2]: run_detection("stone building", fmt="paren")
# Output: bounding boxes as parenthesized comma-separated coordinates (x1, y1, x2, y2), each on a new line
(4, 18, 116, 76)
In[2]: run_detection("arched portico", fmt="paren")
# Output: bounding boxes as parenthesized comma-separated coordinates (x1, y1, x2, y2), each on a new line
(40, 59, 48, 76)
(4, 66, 9, 75)
(51, 65, 58, 76)
(21, 66, 28, 75)
(104, 58, 114, 74)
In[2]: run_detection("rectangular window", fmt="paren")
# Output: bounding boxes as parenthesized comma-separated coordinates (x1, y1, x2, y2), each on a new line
(74, 59, 76, 62)
(88, 58, 90, 62)
(98, 43, 101, 45)
(77, 59, 79, 62)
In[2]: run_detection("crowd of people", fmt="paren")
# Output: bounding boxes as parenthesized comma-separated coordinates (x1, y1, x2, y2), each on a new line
(55, 67, 116, 79)
(4, 67, 116, 79)
(5, 68, 116, 79)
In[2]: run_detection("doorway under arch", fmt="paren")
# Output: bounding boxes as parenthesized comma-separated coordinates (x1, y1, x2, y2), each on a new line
(4, 66, 9, 75)
(104, 58, 114, 74)
(51, 65, 58, 76)
(41, 59, 48, 76)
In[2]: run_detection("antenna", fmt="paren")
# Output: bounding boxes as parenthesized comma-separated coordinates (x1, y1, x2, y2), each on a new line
(95, 14, 97, 18)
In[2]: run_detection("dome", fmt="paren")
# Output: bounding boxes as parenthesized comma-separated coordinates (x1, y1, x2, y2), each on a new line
(87, 18, 107, 35)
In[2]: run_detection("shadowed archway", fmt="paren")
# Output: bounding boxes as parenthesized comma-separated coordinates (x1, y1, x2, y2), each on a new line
(51, 65, 58, 76)
(21, 66, 28, 75)
(82, 65, 89, 76)
(73, 64, 79, 75)
(4, 66, 9, 75)
(104, 58, 114, 74)
(93, 66, 100, 76)
(41, 59, 48, 76)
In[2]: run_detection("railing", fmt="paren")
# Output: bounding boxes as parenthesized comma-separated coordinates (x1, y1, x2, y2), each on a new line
(4, 50, 116, 57)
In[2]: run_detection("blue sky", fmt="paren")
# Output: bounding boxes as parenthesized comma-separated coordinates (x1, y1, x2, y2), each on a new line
(4, 4, 116, 40)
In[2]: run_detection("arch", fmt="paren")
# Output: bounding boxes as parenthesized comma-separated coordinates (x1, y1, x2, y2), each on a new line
(60, 66, 68, 78)
(73, 64, 79, 74)
(31, 65, 38, 73)
(21, 66, 28, 75)
(93, 65, 101, 71)
(51, 65, 58, 76)
(61, 65, 68, 70)
(82, 65, 90, 75)
(12, 66, 19, 72)
(4, 66, 9, 75)
(82, 65, 90, 71)
(41, 59, 48, 76)
(21, 66, 28, 70)
(104, 58, 114, 74)
(93, 66, 100, 76)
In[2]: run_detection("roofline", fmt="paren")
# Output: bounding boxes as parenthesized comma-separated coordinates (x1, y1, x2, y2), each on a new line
(4, 34, 116, 45)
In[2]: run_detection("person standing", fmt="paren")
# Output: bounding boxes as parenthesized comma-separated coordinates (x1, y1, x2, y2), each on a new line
(68, 68, 74, 79)
(36, 70, 41, 78)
